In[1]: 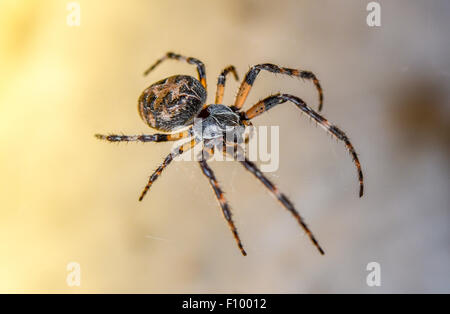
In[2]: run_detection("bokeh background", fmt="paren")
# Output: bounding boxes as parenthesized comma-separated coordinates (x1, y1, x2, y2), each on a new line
(0, 0, 448, 293)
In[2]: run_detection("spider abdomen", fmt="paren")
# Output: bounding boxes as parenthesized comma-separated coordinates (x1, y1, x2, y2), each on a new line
(138, 75, 207, 132)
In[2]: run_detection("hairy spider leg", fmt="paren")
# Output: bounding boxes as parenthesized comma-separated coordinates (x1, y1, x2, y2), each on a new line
(219, 143, 324, 255)
(243, 93, 364, 197)
(139, 139, 196, 201)
(143, 52, 207, 89)
(239, 156, 324, 255)
(199, 147, 247, 256)
(95, 129, 190, 143)
(233, 63, 323, 111)
(215, 65, 239, 104)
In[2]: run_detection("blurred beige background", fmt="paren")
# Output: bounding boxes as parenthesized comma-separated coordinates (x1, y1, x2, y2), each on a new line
(0, 0, 448, 293)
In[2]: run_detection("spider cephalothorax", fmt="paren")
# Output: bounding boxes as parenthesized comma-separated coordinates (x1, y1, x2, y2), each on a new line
(193, 104, 245, 146)
(96, 52, 364, 256)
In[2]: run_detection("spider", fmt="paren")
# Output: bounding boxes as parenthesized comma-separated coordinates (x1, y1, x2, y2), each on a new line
(95, 52, 364, 256)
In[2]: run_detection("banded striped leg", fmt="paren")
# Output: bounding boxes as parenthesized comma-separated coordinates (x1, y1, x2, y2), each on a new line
(139, 139, 196, 201)
(237, 156, 325, 255)
(199, 150, 247, 256)
(243, 93, 364, 197)
(234, 63, 324, 111)
(143, 52, 207, 89)
(215, 65, 239, 104)
(95, 129, 190, 143)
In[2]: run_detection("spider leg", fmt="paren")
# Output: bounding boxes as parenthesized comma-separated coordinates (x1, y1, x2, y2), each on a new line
(242, 93, 364, 197)
(234, 155, 325, 255)
(95, 129, 190, 143)
(139, 139, 196, 201)
(199, 148, 247, 256)
(143, 52, 207, 89)
(215, 65, 239, 104)
(233, 63, 323, 111)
